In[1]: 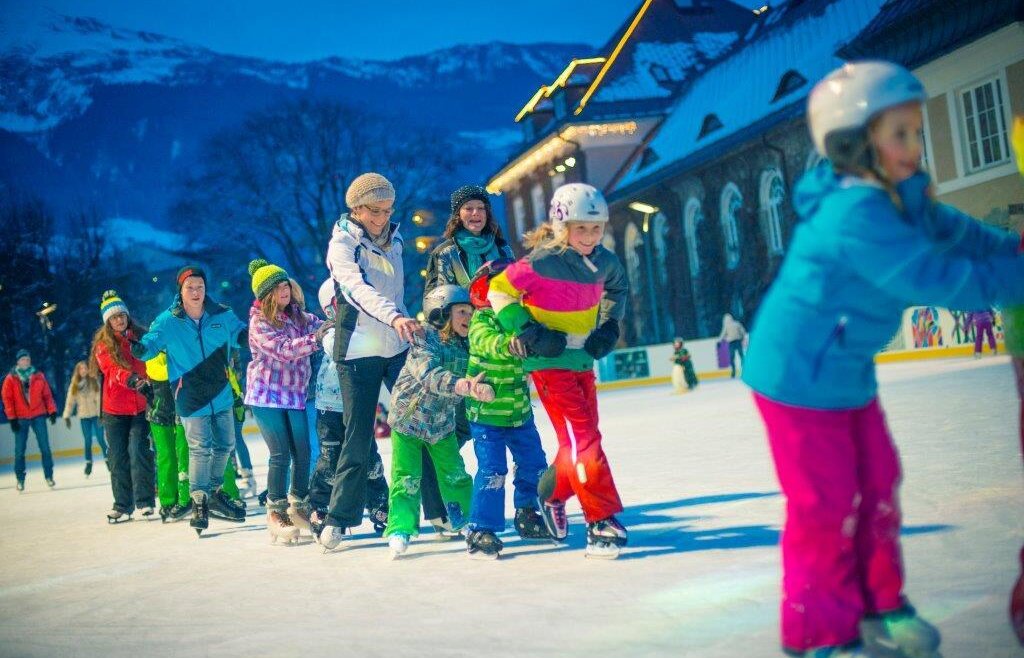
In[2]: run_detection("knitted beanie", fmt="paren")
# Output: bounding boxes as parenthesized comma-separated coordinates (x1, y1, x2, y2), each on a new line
(345, 173, 395, 209)
(176, 265, 207, 292)
(100, 290, 129, 324)
(15, 349, 29, 360)
(248, 258, 290, 300)
(450, 185, 490, 214)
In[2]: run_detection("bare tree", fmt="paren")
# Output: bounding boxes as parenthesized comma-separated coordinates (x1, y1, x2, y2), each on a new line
(172, 99, 467, 301)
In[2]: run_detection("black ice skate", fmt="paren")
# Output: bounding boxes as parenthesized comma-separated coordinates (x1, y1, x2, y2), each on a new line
(84, 461, 93, 477)
(586, 516, 627, 559)
(309, 507, 328, 540)
(514, 506, 553, 540)
(208, 488, 245, 523)
(466, 529, 504, 560)
(162, 501, 192, 523)
(107, 508, 132, 524)
(190, 492, 209, 535)
(368, 507, 388, 536)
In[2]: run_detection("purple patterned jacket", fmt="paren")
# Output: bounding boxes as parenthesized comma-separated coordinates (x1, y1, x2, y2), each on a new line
(244, 302, 323, 410)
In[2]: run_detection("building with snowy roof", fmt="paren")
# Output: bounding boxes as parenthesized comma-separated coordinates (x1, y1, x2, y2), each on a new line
(485, 0, 757, 249)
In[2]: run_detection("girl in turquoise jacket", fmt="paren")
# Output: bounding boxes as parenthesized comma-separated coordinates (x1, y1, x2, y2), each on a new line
(743, 62, 1024, 658)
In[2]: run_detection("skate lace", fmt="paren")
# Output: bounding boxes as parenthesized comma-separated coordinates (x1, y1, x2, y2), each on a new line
(277, 511, 295, 527)
(552, 504, 567, 526)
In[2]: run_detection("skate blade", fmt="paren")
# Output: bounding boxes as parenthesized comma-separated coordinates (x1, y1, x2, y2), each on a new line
(389, 550, 406, 560)
(270, 535, 300, 545)
(467, 550, 500, 561)
(585, 545, 621, 559)
(107, 517, 132, 524)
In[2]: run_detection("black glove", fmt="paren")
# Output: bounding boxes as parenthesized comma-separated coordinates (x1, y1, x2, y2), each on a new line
(138, 381, 154, 405)
(584, 319, 620, 360)
(129, 339, 146, 360)
(518, 322, 567, 358)
(64, 417, 71, 429)
(48, 412, 57, 425)
(10, 419, 20, 433)
(126, 374, 143, 390)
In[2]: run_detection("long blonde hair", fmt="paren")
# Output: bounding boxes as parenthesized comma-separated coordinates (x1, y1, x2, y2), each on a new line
(258, 280, 308, 330)
(522, 222, 570, 252)
(69, 360, 99, 392)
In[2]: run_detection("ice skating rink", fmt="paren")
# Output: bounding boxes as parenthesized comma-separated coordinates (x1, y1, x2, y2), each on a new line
(1, 357, 1021, 657)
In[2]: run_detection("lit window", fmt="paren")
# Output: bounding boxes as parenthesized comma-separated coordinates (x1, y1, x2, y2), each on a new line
(512, 196, 527, 239)
(958, 76, 1011, 173)
(530, 183, 546, 227)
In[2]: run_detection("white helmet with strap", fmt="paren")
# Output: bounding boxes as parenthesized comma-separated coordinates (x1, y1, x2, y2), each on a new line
(548, 183, 609, 235)
(808, 61, 926, 169)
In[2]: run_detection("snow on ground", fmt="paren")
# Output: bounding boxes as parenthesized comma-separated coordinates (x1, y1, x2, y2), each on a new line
(1, 357, 1021, 657)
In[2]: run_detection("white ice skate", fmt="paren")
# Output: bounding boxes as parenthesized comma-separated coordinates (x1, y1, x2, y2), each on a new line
(320, 525, 348, 553)
(267, 510, 300, 545)
(427, 517, 461, 541)
(388, 534, 409, 559)
(286, 496, 312, 535)
(107, 509, 132, 524)
(137, 506, 156, 520)
(237, 469, 257, 498)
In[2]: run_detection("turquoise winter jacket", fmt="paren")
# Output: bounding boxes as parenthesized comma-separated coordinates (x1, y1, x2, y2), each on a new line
(132, 297, 247, 418)
(743, 165, 1024, 410)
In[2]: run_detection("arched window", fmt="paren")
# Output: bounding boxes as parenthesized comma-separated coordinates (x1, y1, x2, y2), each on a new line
(530, 183, 546, 227)
(759, 169, 785, 255)
(684, 198, 702, 277)
(651, 211, 669, 287)
(624, 222, 644, 337)
(720, 183, 742, 270)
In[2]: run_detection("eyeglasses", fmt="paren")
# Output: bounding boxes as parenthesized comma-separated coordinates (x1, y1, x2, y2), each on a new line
(361, 205, 395, 218)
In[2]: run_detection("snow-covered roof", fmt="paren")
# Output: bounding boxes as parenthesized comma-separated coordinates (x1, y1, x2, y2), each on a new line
(612, 0, 889, 198)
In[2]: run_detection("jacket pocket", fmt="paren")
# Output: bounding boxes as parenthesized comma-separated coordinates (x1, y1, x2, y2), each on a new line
(811, 315, 848, 381)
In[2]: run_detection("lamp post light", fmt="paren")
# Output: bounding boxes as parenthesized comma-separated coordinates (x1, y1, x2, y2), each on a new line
(36, 301, 57, 367)
(627, 201, 662, 344)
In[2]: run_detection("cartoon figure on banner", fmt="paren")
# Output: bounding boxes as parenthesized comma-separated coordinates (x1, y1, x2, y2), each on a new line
(910, 307, 943, 348)
(950, 310, 973, 345)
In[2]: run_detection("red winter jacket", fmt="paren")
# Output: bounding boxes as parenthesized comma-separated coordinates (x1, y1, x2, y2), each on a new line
(1, 370, 56, 420)
(94, 332, 148, 416)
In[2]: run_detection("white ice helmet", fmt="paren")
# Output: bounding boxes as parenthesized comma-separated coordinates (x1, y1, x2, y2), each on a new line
(548, 183, 609, 234)
(808, 61, 925, 168)
(422, 284, 471, 329)
(318, 278, 336, 315)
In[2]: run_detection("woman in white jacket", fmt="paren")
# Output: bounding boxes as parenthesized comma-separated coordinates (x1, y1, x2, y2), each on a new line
(320, 172, 422, 550)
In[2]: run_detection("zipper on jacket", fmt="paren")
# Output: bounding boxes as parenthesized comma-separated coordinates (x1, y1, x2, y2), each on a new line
(811, 315, 848, 381)
(191, 313, 217, 416)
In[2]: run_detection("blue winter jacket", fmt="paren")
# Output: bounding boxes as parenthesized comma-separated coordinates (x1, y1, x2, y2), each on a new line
(132, 297, 247, 418)
(743, 165, 1024, 410)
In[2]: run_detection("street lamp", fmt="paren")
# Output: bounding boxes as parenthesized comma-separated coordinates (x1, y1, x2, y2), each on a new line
(627, 201, 662, 343)
(36, 301, 57, 331)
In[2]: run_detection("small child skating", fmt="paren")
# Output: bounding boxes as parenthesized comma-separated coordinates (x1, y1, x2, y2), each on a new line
(382, 285, 493, 559)
(488, 183, 629, 559)
(743, 62, 1024, 657)
(670, 337, 699, 394)
(463, 260, 552, 560)
(308, 279, 390, 541)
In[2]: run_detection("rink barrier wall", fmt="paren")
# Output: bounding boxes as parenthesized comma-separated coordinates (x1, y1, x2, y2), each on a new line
(0, 338, 1005, 464)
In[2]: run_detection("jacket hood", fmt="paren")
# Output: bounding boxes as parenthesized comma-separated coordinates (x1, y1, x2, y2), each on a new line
(794, 162, 932, 222)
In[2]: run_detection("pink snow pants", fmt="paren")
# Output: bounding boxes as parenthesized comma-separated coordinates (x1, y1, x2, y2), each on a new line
(533, 369, 623, 523)
(753, 393, 905, 652)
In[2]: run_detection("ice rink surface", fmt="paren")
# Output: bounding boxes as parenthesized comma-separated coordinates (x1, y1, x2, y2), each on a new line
(1, 357, 1021, 657)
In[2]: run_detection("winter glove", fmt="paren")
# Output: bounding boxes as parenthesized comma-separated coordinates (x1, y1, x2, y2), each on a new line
(64, 417, 71, 429)
(9, 419, 20, 433)
(314, 320, 334, 342)
(518, 322, 567, 358)
(48, 412, 57, 425)
(454, 372, 496, 402)
(584, 319, 620, 360)
(138, 381, 154, 405)
(233, 399, 246, 424)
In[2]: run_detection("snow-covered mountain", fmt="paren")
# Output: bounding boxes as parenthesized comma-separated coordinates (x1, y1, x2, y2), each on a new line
(0, 9, 586, 224)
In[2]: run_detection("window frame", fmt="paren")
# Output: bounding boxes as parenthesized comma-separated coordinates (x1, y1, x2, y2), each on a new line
(955, 72, 1012, 174)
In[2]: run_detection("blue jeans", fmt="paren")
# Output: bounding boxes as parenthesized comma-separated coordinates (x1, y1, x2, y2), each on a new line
(252, 406, 310, 510)
(14, 415, 53, 482)
(80, 416, 108, 461)
(180, 409, 235, 495)
(233, 417, 253, 471)
(468, 418, 548, 532)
